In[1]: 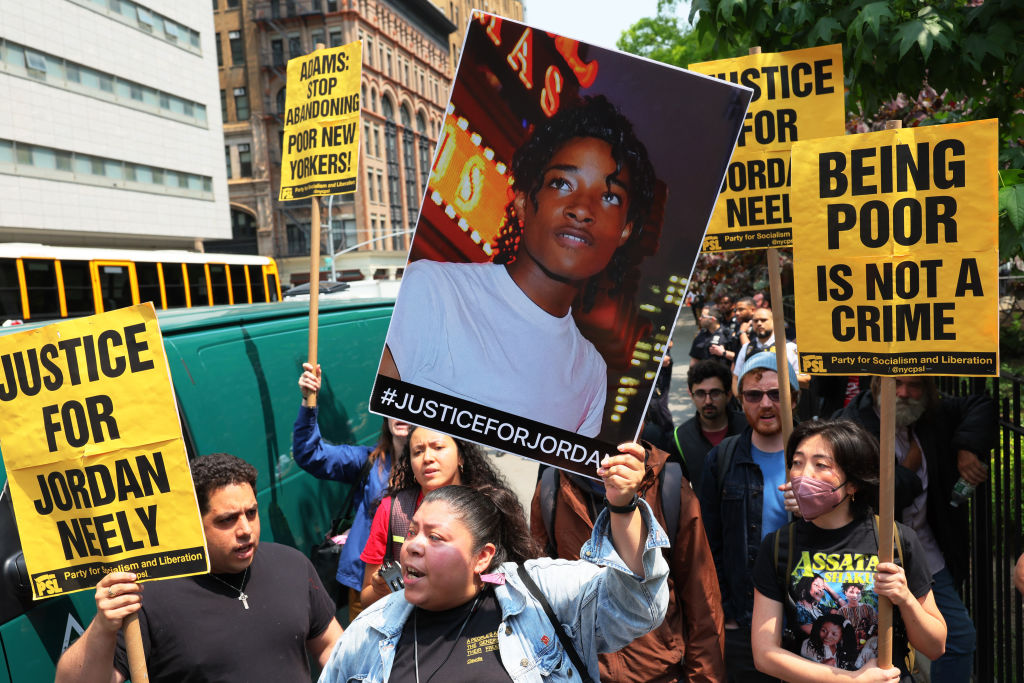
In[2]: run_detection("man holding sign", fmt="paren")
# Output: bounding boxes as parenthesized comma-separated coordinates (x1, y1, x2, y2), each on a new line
(55, 454, 343, 683)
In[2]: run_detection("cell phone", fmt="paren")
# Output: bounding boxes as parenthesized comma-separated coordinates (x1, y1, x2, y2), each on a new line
(379, 559, 404, 592)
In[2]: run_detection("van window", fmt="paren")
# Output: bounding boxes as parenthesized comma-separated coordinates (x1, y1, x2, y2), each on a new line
(163, 263, 187, 307)
(137, 262, 162, 309)
(24, 259, 61, 320)
(249, 266, 266, 302)
(209, 264, 229, 305)
(0, 258, 21, 319)
(229, 264, 248, 303)
(61, 260, 94, 317)
(186, 264, 209, 306)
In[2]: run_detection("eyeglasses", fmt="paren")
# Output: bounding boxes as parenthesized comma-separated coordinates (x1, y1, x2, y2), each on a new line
(742, 389, 781, 404)
(692, 389, 726, 401)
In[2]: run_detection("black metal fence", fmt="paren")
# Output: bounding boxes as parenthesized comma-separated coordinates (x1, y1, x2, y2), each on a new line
(938, 374, 1023, 681)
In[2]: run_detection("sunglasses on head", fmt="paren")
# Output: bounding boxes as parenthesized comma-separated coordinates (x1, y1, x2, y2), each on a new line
(742, 389, 781, 404)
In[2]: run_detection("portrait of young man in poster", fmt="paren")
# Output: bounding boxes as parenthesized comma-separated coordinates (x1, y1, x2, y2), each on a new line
(371, 13, 751, 469)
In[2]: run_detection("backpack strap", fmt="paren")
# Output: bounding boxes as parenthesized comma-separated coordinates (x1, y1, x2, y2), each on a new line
(671, 427, 688, 477)
(515, 564, 595, 683)
(660, 461, 682, 543)
(384, 487, 419, 562)
(538, 467, 560, 557)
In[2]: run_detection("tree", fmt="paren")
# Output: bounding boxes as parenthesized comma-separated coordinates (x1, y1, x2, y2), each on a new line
(616, 1, 713, 68)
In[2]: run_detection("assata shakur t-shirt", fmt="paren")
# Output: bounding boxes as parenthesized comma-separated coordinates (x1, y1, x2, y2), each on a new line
(752, 516, 931, 676)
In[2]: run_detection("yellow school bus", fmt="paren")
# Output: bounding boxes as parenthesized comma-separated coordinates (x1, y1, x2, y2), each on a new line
(0, 243, 282, 323)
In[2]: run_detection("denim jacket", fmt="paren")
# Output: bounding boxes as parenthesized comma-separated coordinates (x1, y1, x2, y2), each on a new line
(698, 427, 787, 627)
(318, 500, 670, 683)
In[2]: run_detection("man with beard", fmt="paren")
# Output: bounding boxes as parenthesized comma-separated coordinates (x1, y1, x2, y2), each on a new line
(667, 359, 747, 490)
(835, 376, 995, 683)
(690, 305, 735, 368)
(699, 352, 799, 681)
(724, 297, 756, 350)
(731, 307, 807, 394)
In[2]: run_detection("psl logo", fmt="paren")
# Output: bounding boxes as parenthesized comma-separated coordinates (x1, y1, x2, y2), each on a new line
(34, 573, 60, 596)
(280, 187, 294, 200)
(702, 235, 721, 252)
(802, 355, 825, 372)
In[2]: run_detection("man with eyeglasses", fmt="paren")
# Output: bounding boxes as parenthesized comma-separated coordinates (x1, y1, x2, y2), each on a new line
(698, 352, 799, 682)
(667, 360, 747, 491)
(731, 306, 803, 395)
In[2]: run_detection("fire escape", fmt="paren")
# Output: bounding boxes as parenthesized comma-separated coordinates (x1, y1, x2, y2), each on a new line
(252, 0, 330, 261)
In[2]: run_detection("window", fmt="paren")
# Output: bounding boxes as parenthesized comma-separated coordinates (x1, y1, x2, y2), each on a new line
(212, 0, 218, 9)
(136, 7, 154, 31)
(225, 146, 233, 178)
(216, 32, 223, 66)
(227, 0, 239, 6)
(162, 264, 187, 307)
(0, 258, 20, 319)
(25, 49, 48, 74)
(271, 39, 284, 67)
(374, 127, 380, 157)
(98, 265, 134, 311)
(24, 259, 61, 320)
(327, 0, 338, 10)
(220, 89, 227, 121)
(249, 266, 267, 301)
(311, 30, 324, 49)
(238, 143, 251, 176)
(186, 264, 209, 306)
(367, 171, 375, 201)
(233, 87, 250, 121)
(229, 265, 248, 302)
(61, 260, 94, 317)
(136, 262, 161, 309)
(209, 264, 230, 305)
(229, 31, 244, 65)
(330, 30, 342, 47)
(288, 35, 302, 59)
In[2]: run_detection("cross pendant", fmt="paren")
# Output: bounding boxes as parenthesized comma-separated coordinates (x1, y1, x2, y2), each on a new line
(239, 592, 249, 609)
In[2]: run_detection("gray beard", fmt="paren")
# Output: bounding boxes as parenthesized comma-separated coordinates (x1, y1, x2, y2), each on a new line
(893, 397, 927, 427)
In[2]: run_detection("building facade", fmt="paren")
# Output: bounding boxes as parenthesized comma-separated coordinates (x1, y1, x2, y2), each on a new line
(215, 0, 458, 285)
(429, 0, 523, 69)
(0, 0, 230, 249)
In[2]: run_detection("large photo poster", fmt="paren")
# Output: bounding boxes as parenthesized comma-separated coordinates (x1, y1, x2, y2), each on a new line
(370, 13, 752, 475)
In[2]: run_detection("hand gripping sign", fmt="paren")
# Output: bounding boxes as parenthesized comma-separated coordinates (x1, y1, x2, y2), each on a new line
(791, 119, 999, 376)
(690, 44, 845, 252)
(0, 304, 207, 599)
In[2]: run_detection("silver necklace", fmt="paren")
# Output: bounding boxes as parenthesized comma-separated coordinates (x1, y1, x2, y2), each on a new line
(209, 567, 250, 609)
(413, 591, 482, 683)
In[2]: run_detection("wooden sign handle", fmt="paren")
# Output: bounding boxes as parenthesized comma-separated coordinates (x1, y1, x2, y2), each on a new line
(124, 612, 149, 682)
(306, 196, 321, 408)
(766, 248, 793, 446)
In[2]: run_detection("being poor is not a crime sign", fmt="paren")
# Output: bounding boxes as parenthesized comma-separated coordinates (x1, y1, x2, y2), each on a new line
(791, 119, 999, 376)
(0, 304, 208, 599)
(278, 40, 361, 200)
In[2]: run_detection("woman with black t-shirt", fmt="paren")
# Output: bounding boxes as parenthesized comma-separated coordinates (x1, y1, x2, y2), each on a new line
(320, 442, 670, 683)
(750, 419, 946, 682)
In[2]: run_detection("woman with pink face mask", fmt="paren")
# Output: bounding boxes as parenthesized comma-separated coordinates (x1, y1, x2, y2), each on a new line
(749, 419, 947, 683)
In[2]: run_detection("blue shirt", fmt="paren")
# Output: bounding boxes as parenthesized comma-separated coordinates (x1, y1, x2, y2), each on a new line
(751, 445, 787, 539)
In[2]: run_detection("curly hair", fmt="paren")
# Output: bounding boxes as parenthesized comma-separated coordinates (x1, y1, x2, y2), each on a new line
(492, 94, 657, 311)
(191, 453, 257, 514)
(806, 613, 858, 670)
(387, 426, 507, 495)
(423, 484, 539, 570)
(794, 573, 826, 604)
(786, 419, 881, 518)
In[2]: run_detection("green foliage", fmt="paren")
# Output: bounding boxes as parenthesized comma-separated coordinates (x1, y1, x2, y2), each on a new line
(683, 0, 1023, 165)
(616, 3, 713, 67)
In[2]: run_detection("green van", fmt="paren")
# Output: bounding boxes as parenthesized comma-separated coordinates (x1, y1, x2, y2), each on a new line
(0, 298, 393, 681)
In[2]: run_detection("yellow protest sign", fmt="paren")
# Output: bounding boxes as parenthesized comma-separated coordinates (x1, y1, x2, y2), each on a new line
(690, 44, 845, 251)
(278, 41, 362, 200)
(0, 304, 208, 599)
(791, 119, 999, 376)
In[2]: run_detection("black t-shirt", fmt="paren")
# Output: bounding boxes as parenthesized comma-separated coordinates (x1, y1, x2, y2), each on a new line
(752, 517, 932, 676)
(389, 587, 509, 682)
(689, 328, 732, 366)
(113, 542, 335, 682)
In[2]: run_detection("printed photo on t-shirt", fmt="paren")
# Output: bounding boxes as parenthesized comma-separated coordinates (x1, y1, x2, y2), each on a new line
(785, 551, 880, 671)
(369, 12, 753, 476)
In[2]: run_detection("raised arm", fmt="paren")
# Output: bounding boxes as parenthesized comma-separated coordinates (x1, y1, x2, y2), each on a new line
(598, 442, 648, 575)
(55, 572, 138, 683)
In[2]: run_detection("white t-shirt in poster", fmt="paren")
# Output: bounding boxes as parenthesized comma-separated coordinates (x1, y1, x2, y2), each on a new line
(386, 260, 607, 436)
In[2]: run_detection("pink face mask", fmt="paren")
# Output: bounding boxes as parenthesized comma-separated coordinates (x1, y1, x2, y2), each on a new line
(791, 476, 848, 520)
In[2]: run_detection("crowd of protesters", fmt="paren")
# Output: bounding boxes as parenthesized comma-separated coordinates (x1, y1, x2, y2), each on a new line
(57, 280, 1001, 682)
